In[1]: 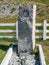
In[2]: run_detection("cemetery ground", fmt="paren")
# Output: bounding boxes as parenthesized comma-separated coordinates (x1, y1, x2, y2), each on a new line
(0, 37, 49, 65)
(0, 23, 49, 65)
(36, 39, 49, 65)
(0, 21, 17, 62)
(0, 16, 49, 65)
(0, 1, 49, 65)
(0, 38, 17, 62)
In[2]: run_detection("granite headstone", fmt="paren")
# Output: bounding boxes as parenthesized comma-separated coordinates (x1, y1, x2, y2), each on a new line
(18, 4, 33, 54)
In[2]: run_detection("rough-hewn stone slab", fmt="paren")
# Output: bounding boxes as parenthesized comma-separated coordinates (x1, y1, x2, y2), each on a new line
(18, 5, 33, 54)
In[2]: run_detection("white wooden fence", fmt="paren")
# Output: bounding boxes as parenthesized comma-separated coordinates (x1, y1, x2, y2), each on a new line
(35, 20, 49, 40)
(0, 20, 49, 40)
(0, 22, 18, 39)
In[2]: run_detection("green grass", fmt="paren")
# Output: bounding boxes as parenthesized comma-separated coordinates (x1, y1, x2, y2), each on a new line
(2, 0, 49, 5)
(35, 33, 43, 36)
(0, 26, 16, 30)
(47, 33, 49, 36)
(0, 15, 18, 23)
(43, 46, 49, 65)
(0, 33, 16, 36)
(36, 26, 43, 29)
(0, 24, 16, 62)
(47, 26, 49, 30)
(0, 0, 49, 64)
(0, 49, 6, 62)
(0, 38, 17, 62)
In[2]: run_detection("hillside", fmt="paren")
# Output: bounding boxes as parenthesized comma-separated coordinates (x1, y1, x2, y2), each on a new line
(0, 0, 49, 23)
(0, 0, 49, 5)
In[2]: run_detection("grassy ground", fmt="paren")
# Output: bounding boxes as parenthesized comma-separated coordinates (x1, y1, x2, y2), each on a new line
(0, 24, 16, 62)
(0, 0, 49, 5)
(0, 26, 16, 30)
(36, 39, 49, 65)
(0, 3, 49, 23)
(0, 0, 49, 65)
(43, 46, 49, 65)
(0, 15, 18, 23)
(0, 38, 17, 62)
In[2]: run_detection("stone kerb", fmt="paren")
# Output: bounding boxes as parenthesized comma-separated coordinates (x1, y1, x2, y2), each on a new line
(36, 44, 46, 65)
(1, 45, 13, 65)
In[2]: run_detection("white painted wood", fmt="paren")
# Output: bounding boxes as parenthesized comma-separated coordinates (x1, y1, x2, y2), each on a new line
(35, 30, 43, 32)
(0, 21, 49, 40)
(0, 29, 44, 33)
(35, 36, 43, 38)
(0, 36, 16, 38)
(0, 30, 16, 33)
(0, 22, 48, 26)
(46, 36, 49, 39)
(35, 23, 49, 26)
(46, 30, 49, 33)
(16, 22, 18, 40)
(43, 20, 47, 40)
(35, 23, 43, 26)
(36, 44, 46, 65)
(1, 45, 13, 65)
(0, 23, 15, 26)
(32, 5, 36, 50)
(46, 23, 49, 26)
(0, 36, 44, 39)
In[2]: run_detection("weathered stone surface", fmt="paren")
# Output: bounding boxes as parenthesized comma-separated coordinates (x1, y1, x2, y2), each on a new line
(8, 53, 35, 65)
(18, 4, 33, 54)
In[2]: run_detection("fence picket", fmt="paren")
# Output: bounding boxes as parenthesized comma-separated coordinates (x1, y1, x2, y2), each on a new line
(43, 20, 47, 40)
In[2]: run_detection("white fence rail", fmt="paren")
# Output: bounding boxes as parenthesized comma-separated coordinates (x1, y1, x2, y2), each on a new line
(35, 20, 49, 40)
(35, 23, 49, 26)
(0, 36, 16, 38)
(0, 30, 16, 33)
(0, 22, 17, 39)
(0, 20, 49, 40)
(0, 23, 15, 26)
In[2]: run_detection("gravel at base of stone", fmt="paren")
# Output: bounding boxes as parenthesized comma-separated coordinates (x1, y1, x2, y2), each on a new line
(8, 52, 40, 65)
(8, 52, 36, 65)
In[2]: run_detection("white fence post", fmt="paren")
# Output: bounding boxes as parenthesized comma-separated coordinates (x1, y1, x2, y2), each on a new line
(32, 5, 36, 50)
(43, 20, 47, 40)
(16, 21, 18, 40)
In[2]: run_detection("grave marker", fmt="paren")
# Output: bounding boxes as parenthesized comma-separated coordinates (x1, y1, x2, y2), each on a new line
(18, 4, 36, 54)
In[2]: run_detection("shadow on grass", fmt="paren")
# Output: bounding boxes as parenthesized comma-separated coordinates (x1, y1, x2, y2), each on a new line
(0, 44, 12, 51)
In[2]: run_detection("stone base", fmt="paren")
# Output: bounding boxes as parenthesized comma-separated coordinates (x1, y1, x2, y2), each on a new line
(8, 45, 40, 65)
(8, 53, 35, 65)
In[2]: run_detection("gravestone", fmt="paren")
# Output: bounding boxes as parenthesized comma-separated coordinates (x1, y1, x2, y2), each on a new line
(18, 4, 36, 54)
